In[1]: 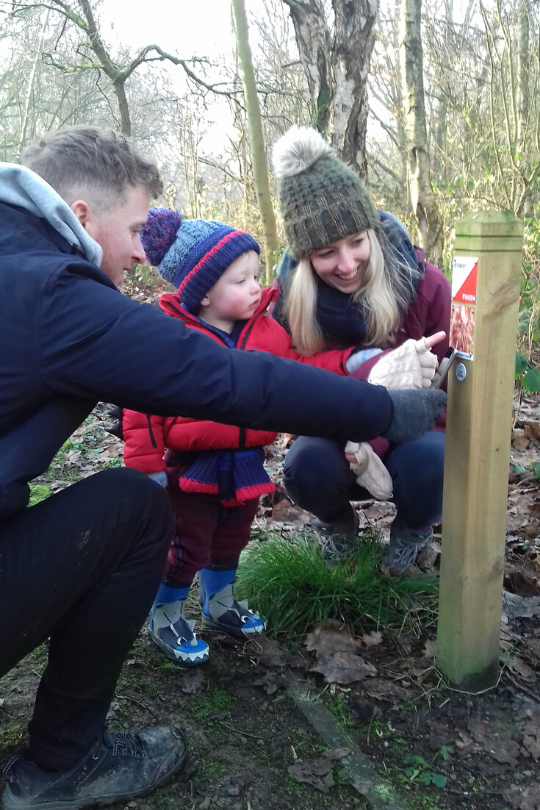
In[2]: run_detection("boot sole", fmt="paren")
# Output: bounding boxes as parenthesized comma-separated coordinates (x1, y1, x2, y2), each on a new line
(2, 742, 187, 810)
(201, 615, 266, 639)
(149, 630, 209, 668)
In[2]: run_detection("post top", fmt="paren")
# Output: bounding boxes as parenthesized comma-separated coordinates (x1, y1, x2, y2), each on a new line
(454, 210, 523, 238)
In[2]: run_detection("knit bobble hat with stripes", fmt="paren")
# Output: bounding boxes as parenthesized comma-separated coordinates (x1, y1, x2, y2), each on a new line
(141, 208, 261, 313)
(272, 125, 380, 260)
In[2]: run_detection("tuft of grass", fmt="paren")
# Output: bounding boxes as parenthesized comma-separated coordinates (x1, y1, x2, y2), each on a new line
(237, 532, 437, 639)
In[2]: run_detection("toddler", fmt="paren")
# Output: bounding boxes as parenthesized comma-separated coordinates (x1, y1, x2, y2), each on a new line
(123, 209, 365, 667)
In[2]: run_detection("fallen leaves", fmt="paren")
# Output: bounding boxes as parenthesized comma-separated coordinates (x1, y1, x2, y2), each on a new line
(287, 748, 349, 793)
(305, 620, 379, 684)
(510, 784, 540, 810)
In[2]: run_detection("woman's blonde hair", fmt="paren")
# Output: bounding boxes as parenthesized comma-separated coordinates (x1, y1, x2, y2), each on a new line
(285, 229, 416, 356)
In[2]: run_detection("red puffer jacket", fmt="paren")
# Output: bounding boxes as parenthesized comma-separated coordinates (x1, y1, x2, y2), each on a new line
(123, 287, 354, 473)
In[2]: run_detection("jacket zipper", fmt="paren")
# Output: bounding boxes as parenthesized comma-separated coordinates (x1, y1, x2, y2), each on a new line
(146, 414, 157, 448)
(158, 300, 269, 452)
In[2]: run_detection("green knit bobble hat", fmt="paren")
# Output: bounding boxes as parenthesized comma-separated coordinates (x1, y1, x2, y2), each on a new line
(272, 125, 379, 261)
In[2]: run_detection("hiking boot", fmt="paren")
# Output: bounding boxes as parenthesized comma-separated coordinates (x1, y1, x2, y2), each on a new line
(149, 600, 209, 668)
(2, 727, 187, 810)
(386, 518, 433, 571)
(313, 506, 360, 560)
(199, 568, 266, 639)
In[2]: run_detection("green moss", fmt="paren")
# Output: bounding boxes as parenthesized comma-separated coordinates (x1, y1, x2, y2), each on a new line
(28, 484, 51, 506)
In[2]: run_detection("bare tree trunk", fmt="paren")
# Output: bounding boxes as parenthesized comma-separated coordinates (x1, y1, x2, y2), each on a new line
(231, 0, 279, 282)
(331, 0, 378, 178)
(518, 0, 532, 215)
(282, 0, 378, 179)
(400, 0, 443, 264)
(281, 0, 332, 133)
(19, 7, 49, 149)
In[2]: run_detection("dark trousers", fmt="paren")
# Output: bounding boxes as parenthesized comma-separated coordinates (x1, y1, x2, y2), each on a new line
(283, 431, 445, 530)
(0, 467, 173, 771)
(164, 488, 259, 587)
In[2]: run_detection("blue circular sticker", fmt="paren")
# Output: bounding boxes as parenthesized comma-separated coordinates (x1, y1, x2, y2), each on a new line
(455, 363, 467, 381)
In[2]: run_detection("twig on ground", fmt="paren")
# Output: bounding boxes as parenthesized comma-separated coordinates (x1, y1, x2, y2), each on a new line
(447, 789, 508, 796)
(215, 720, 263, 741)
(115, 692, 160, 721)
(503, 669, 540, 703)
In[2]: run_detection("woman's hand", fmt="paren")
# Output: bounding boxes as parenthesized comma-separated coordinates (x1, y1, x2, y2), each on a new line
(367, 332, 446, 389)
(344, 440, 393, 500)
(416, 331, 446, 388)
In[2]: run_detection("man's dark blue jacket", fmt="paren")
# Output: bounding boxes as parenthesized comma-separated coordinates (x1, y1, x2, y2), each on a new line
(0, 202, 395, 519)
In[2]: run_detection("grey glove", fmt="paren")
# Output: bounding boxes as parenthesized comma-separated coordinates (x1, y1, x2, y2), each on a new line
(384, 389, 447, 444)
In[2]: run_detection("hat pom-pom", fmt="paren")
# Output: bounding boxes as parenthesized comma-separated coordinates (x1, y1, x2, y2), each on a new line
(141, 208, 182, 267)
(272, 125, 333, 179)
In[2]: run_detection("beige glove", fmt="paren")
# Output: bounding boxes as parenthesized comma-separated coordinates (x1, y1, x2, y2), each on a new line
(367, 339, 438, 389)
(345, 441, 393, 500)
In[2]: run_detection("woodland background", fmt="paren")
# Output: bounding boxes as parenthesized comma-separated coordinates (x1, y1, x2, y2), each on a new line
(2, 5, 540, 808)
(0, 0, 539, 358)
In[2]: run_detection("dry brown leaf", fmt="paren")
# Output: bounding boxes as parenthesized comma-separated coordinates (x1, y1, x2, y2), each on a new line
(510, 784, 540, 810)
(244, 636, 287, 668)
(466, 719, 520, 765)
(287, 757, 335, 793)
(525, 422, 540, 442)
(526, 638, 540, 659)
(523, 736, 540, 760)
(271, 498, 304, 523)
(503, 591, 540, 619)
(508, 655, 537, 683)
(513, 430, 531, 452)
(310, 651, 377, 684)
(252, 671, 285, 695)
(305, 620, 364, 657)
(360, 631, 383, 648)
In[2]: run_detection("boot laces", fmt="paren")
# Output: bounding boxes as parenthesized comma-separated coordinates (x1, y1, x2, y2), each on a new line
(100, 731, 148, 758)
(2, 755, 19, 776)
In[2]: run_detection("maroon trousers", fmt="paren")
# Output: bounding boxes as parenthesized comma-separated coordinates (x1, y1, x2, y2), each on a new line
(163, 487, 260, 587)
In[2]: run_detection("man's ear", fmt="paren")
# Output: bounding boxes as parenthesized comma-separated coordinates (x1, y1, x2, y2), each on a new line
(69, 200, 93, 231)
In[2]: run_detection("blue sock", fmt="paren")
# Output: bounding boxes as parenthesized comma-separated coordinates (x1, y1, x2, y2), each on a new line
(153, 583, 191, 614)
(199, 567, 236, 614)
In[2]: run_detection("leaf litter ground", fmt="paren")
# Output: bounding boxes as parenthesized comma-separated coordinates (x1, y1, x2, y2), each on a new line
(2, 277, 540, 809)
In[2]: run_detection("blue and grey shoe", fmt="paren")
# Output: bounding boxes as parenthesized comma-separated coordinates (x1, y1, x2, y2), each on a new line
(199, 567, 266, 639)
(313, 506, 360, 560)
(386, 518, 433, 570)
(149, 600, 209, 667)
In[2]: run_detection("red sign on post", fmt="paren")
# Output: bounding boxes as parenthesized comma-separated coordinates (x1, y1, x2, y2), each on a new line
(450, 256, 478, 358)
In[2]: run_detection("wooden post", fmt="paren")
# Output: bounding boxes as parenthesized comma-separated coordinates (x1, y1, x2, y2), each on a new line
(436, 211, 523, 692)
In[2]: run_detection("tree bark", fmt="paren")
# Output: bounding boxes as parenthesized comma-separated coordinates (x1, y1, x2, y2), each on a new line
(517, 0, 532, 216)
(282, 0, 378, 179)
(400, 0, 443, 264)
(231, 0, 279, 282)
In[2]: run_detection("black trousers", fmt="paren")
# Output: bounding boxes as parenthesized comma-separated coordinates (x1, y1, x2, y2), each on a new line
(0, 467, 173, 771)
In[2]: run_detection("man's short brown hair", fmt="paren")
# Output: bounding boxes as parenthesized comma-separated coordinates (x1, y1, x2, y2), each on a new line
(21, 126, 163, 208)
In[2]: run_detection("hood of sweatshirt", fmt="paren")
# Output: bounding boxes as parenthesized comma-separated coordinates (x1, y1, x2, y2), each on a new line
(0, 163, 103, 267)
